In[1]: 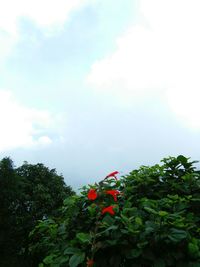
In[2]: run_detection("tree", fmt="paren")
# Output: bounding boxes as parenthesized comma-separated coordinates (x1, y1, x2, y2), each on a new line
(0, 157, 19, 266)
(0, 158, 75, 267)
(16, 162, 74, 223)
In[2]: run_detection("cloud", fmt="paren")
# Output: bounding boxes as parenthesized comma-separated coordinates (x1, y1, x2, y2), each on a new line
(0, 31, 15, 63)
(0, 0, 92, 35)
(0, 0, 93, 62)
(0, 90, 60, 152)
(87, 0, 200, 129)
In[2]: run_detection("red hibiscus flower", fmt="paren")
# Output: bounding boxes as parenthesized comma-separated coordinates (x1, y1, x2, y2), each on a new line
(105, 171, 119, 180)
(101, 205, 115, 215)
(87, 189, 97, 200)
(87, 258, 94, 267)
(106, 190, 120, 202)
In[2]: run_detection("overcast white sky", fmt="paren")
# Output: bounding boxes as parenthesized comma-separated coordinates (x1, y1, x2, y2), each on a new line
(0, 0, 200, 189)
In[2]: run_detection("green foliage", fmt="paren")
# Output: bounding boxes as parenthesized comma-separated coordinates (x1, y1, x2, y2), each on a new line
(0, 157, 74, 267)
(0, 158, 21, 266)
(30, 155, 200, 266)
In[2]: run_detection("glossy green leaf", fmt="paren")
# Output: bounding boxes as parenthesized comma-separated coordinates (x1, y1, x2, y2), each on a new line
(76, 232, 91, 243)
(69, 252, 85, 267)
(64, 247, 81, 255)
(168, 228, 187, 242)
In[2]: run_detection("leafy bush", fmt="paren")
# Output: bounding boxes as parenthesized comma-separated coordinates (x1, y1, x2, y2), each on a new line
(29, 156, 200, 266)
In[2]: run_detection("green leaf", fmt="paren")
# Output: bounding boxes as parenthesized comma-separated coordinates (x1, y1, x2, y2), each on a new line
(107, 225, 118, 231)
(54, 255, 69, 264)
(76, 232, 91, 243)
(87, 205, 96, 216)
(121, 214, 130, 224)
(43, 254, 55, 264)
(158, 211, 168, 217)
(145, 221, 157, 234)
(102, 214, 115, 225)
(168, 228, 187, 243)
(69, 252, 85, 267)
(135, 216, 143, 225)
(144, 206, 158, 215)
(188, 243, 199, 257)
(98, 225, 118, 236)
(63, 195, 77, 206)
(64, 247, 81, 255)
(177, 155, 188, 164)
(57, 223, 66, 235)
(120, 229, 129, 234)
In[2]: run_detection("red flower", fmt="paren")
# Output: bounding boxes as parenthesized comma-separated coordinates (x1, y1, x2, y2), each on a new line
(106, 190, 120, 202)
(87, 189, 97, 200)
(87, 258, 94, 267)
(101, 205, 115, 215)
(105, 171, 119, 180)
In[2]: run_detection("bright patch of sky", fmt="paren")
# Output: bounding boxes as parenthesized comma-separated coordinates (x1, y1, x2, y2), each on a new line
(88, 0, 200, 130)
(0, 0, 200, 189)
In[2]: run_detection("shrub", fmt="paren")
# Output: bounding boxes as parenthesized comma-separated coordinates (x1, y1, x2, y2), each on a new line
(29, 155, 200, 266)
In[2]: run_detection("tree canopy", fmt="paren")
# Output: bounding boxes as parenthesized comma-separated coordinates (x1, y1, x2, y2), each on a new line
(0, 157, 74, 267)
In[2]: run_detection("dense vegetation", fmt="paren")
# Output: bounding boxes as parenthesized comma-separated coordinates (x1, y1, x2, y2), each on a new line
(1, 155, 200, 266)
(0, 157, 74, 267)
(29, 155, 200, 266)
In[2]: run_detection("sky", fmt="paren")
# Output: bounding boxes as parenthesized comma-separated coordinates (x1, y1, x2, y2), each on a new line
(0, 0, 200, 190)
